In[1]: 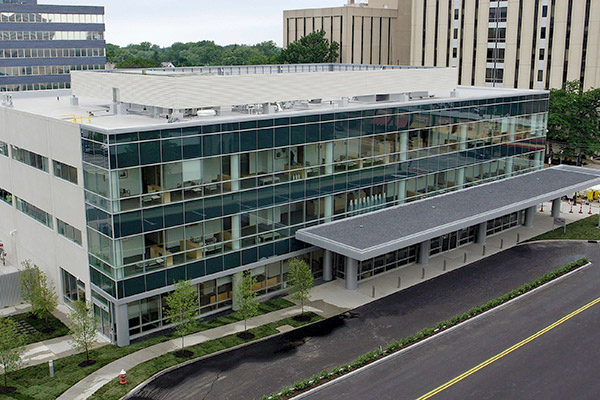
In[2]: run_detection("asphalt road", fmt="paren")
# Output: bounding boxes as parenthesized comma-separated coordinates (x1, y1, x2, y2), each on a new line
(302, 255, 600, 400)
(127, 242, 600, 400)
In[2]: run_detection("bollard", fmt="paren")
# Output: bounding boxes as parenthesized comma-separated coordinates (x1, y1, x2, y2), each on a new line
(482, 245, 486, 256)
(464, 252, 467, 263)
(397, 276, 401, 288)
(421, 268, 425, 279)
(443, 259, 447, 271)
(372, 285, 375, 298)
(49, 360, 54, 378)
(517, 233, 520, 243)
(500, 238, 504, 249)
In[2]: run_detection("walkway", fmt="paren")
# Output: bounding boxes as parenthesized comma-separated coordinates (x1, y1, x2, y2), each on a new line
(43, 201, 599, 399)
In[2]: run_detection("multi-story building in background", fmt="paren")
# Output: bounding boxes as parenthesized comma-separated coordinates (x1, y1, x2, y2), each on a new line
(284, 0, 600, 90)
(0, 63, 552, 346)
(0, 0, 106, 92)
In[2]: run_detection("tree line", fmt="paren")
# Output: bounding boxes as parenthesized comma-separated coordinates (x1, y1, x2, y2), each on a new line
(107, 30, 339, 68)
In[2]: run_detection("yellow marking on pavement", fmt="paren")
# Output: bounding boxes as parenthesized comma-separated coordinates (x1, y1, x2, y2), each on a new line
(416, 295, 600, 400)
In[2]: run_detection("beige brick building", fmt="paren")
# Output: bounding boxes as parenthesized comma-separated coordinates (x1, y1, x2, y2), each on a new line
(284, 0, 600, 90)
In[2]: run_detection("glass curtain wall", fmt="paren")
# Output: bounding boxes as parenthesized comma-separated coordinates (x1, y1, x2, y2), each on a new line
(82, 94, 547, 302)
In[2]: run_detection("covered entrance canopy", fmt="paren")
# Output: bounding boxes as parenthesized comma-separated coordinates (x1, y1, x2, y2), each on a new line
(297, 165, 600, 262)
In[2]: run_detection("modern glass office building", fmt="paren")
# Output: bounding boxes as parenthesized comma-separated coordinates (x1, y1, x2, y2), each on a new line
(0, 0, 105, 92)
(0, 64, 559, 346)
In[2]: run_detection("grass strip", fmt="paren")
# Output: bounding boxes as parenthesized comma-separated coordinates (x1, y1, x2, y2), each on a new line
(259, 258, 589, 400)
(88, 313, 322, 400)
(528, 214, 600, 241)
(0, 297, 294, 400)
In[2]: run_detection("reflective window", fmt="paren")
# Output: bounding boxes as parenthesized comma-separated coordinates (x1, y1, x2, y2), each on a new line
(16, 196, 53, 228)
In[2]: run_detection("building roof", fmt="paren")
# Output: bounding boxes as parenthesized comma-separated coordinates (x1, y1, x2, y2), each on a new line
(70, 64, 458, 111)
(2, 67, 547, 133)
(296, 165, 600, 261)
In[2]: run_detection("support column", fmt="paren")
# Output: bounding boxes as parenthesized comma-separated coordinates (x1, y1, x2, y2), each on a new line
(323, 250, 333, 282)
(551, 198, 561, 218)
(232, 272, 242, 311)
(397, 132, 408, 203)
(230, 154, 241, 250)
(524, 206, 536, 227)
(476, 221, 487, 244)
(345, 257, 358, 290)
(418, 239, 430, 266)
(506, 117, 516, 177)
(115, 303, 129, 347)
(457, 125, 468, 188)
(324, 142, 334, 222)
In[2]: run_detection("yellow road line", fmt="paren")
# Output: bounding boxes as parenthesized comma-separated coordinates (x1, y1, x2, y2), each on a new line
(416, 295, 600, 400)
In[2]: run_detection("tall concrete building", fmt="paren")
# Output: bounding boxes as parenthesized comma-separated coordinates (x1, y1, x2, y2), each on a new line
(0, 0, 106, 92)
(284, 0, 600, 90)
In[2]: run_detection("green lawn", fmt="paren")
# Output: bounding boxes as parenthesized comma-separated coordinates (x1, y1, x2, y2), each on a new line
(4, 312, 70, 346)
(88, 313, 322, 400)
(0, 297, 295, 400)
(528, 214, 600, 241)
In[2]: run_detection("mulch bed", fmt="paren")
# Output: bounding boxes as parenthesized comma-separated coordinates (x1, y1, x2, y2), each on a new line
(293, 314, 312, 322)
(0, 387, 16, 394)
(173, 350, 194, 358)
(78, 360, 97, 367)
(237, 331, 256, 340)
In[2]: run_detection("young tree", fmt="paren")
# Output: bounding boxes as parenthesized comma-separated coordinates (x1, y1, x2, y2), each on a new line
(19, 260, 40, 307)
(31, 270, 58, 325)
(68, 301, 97, 366)
(163, 280, 198, 355)
(234, 273, 260, 338)
(278, 30, 340, 64)
(0, 317, 26, 393)
(288, 258, 314, 317)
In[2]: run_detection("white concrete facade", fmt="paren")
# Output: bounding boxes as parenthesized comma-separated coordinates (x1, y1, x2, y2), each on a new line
(0, 104, 90, 306)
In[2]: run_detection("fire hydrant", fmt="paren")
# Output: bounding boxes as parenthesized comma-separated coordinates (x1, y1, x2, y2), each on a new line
(120, 369, 127, 385)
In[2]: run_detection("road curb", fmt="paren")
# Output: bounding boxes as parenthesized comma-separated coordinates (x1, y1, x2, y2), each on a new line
(290, 261, 594, 399)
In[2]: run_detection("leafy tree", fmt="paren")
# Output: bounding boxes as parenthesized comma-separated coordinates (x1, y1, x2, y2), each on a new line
(548, 81, 600, 164)
(0, 317, 26, 392)
(19, 261, 57, 325)
(288, 258, 314, 316)
(31, 269, 57, 325)
(234, 273, 260, 336)
(19, 260, 40, 306)
(164, 280, 198, 353)
(68, 301, 97, 365)
(116, 57, 160, 69)
(278, 30, 339, 64)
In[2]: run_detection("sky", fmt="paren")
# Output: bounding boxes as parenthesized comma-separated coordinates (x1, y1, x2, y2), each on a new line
(39, 0, 347, 47)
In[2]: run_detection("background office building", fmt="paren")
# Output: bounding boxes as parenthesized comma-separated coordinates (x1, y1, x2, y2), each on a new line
(284, 0, 600, 90)
(0, 63, 548, 346)
(0, 0, 105, 92)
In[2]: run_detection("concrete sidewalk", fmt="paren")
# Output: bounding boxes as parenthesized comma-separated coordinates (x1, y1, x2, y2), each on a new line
(48, 200, 599, 399)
